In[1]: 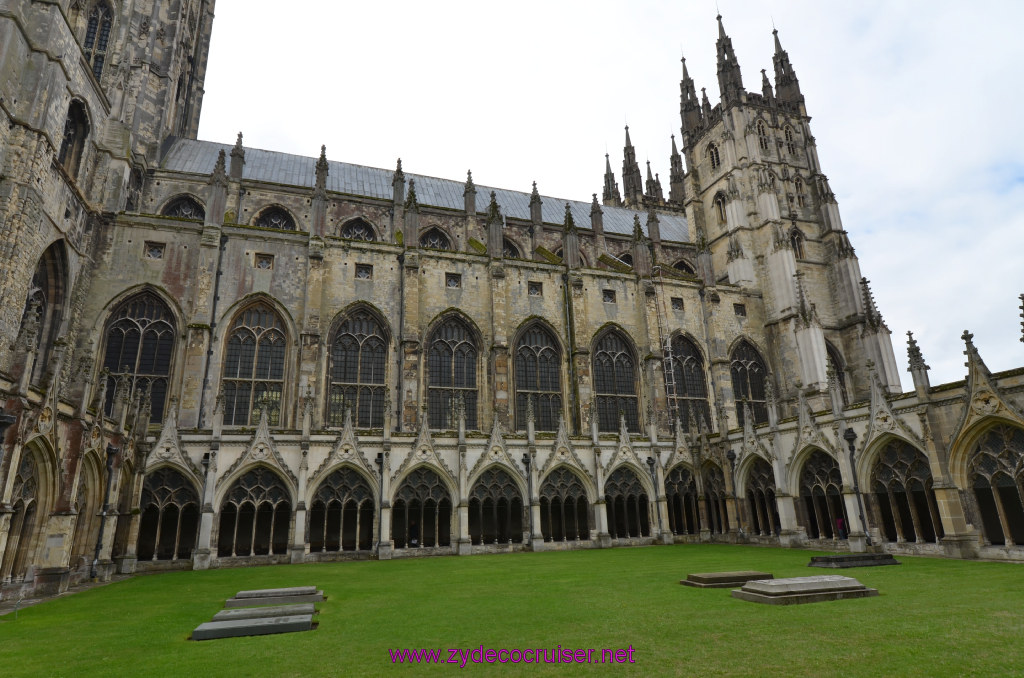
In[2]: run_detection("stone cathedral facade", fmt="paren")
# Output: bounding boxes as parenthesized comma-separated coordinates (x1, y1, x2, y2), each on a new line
(2, 2, 1024, 599)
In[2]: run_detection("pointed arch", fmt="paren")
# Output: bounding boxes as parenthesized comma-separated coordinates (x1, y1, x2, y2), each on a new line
(308, 465, 376, 552)
(216, 466, 293, 557)
(502, 237, 522, 259)
(665, 464, 700, 536)
(326, 305, 390, 428)
(425, 313, 480, 430)
(713, 191, 727, 224)
(741, 455, 780, 537)
(70, 450, 103, 569)
(0, 439, 57, 581)
(18, 240, 69, 386)
(672, 259, 695, 275)
(136, 466, 201, 561)
(468, 467, 525, 545)
(58, 99, 90, 179)
(790, 227, 805, 259)
(592, 326, 640, 433)
(706, 142, 721, 171)
(730, 338, 769, 427)
(160, 195, 206, 220)
(339, 217, 378, 242)
(825, 341, 849, 407)
(419, 226, 452, 251)
(220, 300, 290, 426)
(252, 205, 297, 231)
(668, 333, 711, 432)
(83, 1, 113, 78)
(701, 461, 731, 534)
(538, 465, 592, 542)
(756, 119, 770, 151)
(963, 424, 1024, 546)
(101, 289, 177, 424)
(604, 465, 650, 539)
(512, 320, 563, 432)
(868, 439, 942, 544)
(796, 449, 848, 540)
(391, 466, 454, 549)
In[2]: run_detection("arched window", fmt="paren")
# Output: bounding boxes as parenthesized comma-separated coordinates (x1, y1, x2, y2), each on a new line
(730, 341, 768, 427)
(70, 459, 101, 566)
(222, 303, 287, 426)
(714, 194, 727, 225)
(340, 218, 377, 242)
(327, 309, 388, 428)
(707, 143, 721, 170)
(870, 441, 941, 544)
(826, 343, 849, 407)
(702, 464, 730, 534)
(539, 468, 589, 542)
(794, 177, 806, 208)
(790, 227, 805, 259)
(18, 243, 67, 386)
(673, 260, 695, 275)
(426, 317, 478, 430)
(592, 330, 639, 432)
(0, 453, 41, 581)
(618, 252, 633, 267)
(502, 238, 521, 259)
(102, 291, 176, 423)
(419, 228, 451, 250)
(392, 467, 453, 548)
(309, 468, 375, 552)
(83, 3, 112, 79)
(798, 450, 849, 540)
(514, 325, 562, 432)
(216, 468, 291, 557)
(604, 467, 649, 539)
(756, 120, 769, 151)
(58, 101, 89, 179)
(136, 468, 200, 561)
(665, 466, 700, 535)
(468, 468, 524, 545)
(968, 425, 1024, 546)
(254, 207, 296, 231)
(162, 196, 205, 221)
(669, 336, 711, 432)
(784, 126, 796, 155)
(746, 457, 780, 536)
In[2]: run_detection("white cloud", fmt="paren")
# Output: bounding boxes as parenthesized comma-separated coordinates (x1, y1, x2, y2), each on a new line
(198, 0, 1024, 386)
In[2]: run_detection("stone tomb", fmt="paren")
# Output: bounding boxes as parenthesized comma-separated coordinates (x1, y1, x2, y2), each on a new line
(731, 575, 878, 605)
(191, 587, 321, 640)
(680, 571, 774, 588)
(808, 553, 900, 568)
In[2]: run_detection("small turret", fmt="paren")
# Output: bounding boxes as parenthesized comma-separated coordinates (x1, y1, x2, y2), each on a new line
(715, 14, 745, 105)
(644, 161, 663, 202)
(668, 135, 685, 203)
(562, 203, 580, 269)
(906, 331, 931, 394)
(679, 56, 703, 138)
(486, 191, 503, 259)
(464, 170, 476, 215)
(229, 132, 245, 179)
(622, 127, 644, 207)
(602, 154, 622, 207)
(761, 69, 774, 101)
(311, 145, 329, 236)
(392, 158, 406, 206)
(772, 28, 804, 108)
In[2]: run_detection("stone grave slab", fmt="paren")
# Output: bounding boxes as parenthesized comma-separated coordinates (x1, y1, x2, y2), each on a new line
(224, 590, 324, 608)
(234, 586, 318, 599)
(731, 575, 878, 605)
(213, 603, 316, 622)
(192, 614, 314, 641)
(680, 571, 773, 588)
(808, 553, 900, 568)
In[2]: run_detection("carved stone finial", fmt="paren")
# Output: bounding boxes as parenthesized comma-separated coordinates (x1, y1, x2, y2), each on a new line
(210, 149, 228, 187)
(907, 331, 929, 372)
(404, 178, 419, 210)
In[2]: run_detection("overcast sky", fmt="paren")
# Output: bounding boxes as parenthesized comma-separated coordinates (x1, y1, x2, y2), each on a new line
(197, 0, 1024, 389)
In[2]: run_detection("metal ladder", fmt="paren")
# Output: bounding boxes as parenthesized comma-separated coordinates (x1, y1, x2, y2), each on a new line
(650, 265, 679, 428)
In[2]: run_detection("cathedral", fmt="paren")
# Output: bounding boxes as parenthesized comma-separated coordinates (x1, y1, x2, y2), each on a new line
(2, 1, 1023, 600)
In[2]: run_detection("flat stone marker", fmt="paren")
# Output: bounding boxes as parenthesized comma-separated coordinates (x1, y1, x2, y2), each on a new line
(213, 603, 316, 622)
(235, 586, 318, 599)
(192, 614, 314, 641)
(224, 590, 324, 608)
(681, 571, 773, 588)
(732, 575, 878, 605)
(808, 553, 900, 568)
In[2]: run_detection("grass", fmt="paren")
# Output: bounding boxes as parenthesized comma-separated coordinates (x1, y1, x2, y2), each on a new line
(1, 545, 1023, 677)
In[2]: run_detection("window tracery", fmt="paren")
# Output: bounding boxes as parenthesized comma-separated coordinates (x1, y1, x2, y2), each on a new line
(58, 101, 89, 179)
(669, 335, 711, 432)
(217, 468, 291, 557)
(222, 303, 286, 426)
(702, 464, 730, 534)
(137, 467, 200, 561)
(309, 468, 375, 552)
(871, 441, 941, 544)
(392, 468, 453, 548)
(327, 310, 387, 428)
(968, 425, 1024, 546)
(798, 450, 848, 539)
(707, 142, 721, 170)
(254, 207, 296, 231)
(468, 468, 523, 544)
(514, 325, 562, 432)
(102, 291, 175, 423)
(427, 317, 478, 430)
(730, 341, 768, 427)
(84, 3, 112, 79)
(593, 331, 639, 432)
(665, 466, 699, 535)
(340, 218, 377, 242)
(539, 468, 589, 542)
(604, 467, 649, 539)
(746, 457, 779, 536)
(162, 196, 205, 220)
(419, 228, 451, 250)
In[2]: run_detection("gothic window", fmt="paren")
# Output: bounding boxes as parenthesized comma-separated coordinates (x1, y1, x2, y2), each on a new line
(137, 467, 200, 561)
(426, 316, 478, 430)
(326, 309, 388, 428)
(592, 330, 639, 433)
(19, 242, 67, 386)
(618, 253, 633, 267)
(784, 126, 796, 155)
(419, 228, 451, 250)
(340, 218, 377, 242)
(468, 468, 524, 545)
(222, 303, 287, 427)
(707, 143, 721, 170)
(673, 260, 696, 275)
(83, 3, 113, 79)
(665, 466, 700, 535)
(392, 468, 453, 548)
(254, 206, 296, 231)
(798, 450, 849, 539)
(539, 467, 589, 542)
(967, 425, 1024, 546)
(714, 194, 727, 225)
(790, 227, 805, 259)
(58, 101, 89, 179)
(871, 441, 941, 544)
(502, 238, 521, 259)
(102, 291, 176, 424)
(0, 452, 41, 581)
(216, 468, 291, 557)
(669, 336, 711, 432)
(702, 464, 730, 534)
(514, 324, 562, 432)
(162, 196, 205, 220)
(604, 467, 649, 539)
(730, 340, 768, 428)
(794, 177, 806, 207)
(756, 120, 769, 151)
(746, 457, 780, 536)
(826, 343, 849, 407)
(309, 468, 375, 552)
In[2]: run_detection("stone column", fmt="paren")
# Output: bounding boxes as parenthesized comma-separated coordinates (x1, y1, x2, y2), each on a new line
(842, 490, 868, 552)
(115, 468, 146, 573)
(775, 493, 803, 547)
(193, 448, 218, 570)
(377, 450, 393, 560)
(291, 445, 309, 564)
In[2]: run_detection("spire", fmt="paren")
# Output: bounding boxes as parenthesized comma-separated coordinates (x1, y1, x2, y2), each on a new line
(761, 69, 774, 100)
(210, 149, 227, 187)
(464, 170, 476, 215)
(679, 55, 703, 136)
(772, 28, 803, 106)
(715, 14, 745, 104)
(906, 330, 931, 394)
(701, 87, 712, 117)
(860, 277, 887, 331)
(486, 190, 501, 224)
(632, 213, 644, 241)
(311, 145, 329, 236)
(229, 132, 245, 179)
(563, 203, 578, 234)
(621, 126, 644, 207)
(644, 161, 660, 199)
(392, 158, 406, 205)
(529, 181, 543, 230)
(669, 135, 685, 203)
(404, 177, 419, 210)
(602, 153, 622, 206)
(486, 191, 503, 259)
(313, 145, 328, 200)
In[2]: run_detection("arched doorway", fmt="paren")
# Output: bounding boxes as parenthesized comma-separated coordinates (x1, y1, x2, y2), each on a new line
(392, 468, 453, 549)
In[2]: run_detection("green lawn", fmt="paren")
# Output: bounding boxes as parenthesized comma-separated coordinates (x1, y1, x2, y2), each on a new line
(1, 545, 1023, 677)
